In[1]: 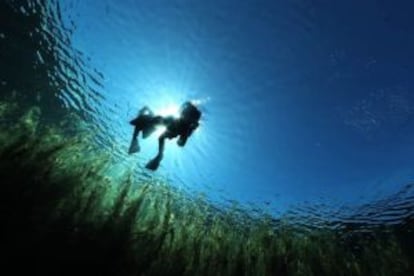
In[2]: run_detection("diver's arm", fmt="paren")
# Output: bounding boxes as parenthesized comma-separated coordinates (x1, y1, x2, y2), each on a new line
(177, 122, 198, 147)
(177, 135, 188, 147)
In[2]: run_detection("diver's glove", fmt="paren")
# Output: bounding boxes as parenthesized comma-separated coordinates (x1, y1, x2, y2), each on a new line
(177, 135, 188, 147)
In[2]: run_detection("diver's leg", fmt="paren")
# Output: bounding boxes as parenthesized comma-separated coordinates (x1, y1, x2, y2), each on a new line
(142, 116, 163, 139)
(158, 133, 166, 158)
(140, 106, 154, 116)
(145, 134, 166, 170)
(128, 127, 140, 154)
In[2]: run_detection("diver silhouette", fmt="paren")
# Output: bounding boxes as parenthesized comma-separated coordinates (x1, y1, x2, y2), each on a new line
(128, 101, 201, 171)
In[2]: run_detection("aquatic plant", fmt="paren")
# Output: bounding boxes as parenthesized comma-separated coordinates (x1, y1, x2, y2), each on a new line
(1, 101, 412, 275)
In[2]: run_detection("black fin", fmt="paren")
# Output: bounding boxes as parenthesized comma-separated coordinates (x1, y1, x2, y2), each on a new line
(145, 156, 161, 171)
(128, 138, 140, 154)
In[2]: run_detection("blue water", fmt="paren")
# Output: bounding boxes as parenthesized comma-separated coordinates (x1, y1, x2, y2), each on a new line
(55, 0, 414, 218)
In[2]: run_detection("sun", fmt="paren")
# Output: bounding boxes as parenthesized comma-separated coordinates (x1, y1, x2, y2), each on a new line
(155, 103, 181, 118)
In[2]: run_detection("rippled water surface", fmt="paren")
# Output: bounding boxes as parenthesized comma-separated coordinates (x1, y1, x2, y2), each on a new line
(3, 0, 414, 224)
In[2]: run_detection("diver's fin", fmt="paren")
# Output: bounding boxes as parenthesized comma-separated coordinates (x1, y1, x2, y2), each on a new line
(145, 156, 161, 171)
(128, 138, 140, 154)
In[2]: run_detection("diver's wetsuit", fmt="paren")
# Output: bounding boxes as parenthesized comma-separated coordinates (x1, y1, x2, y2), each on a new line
(128, 102, 201, 171)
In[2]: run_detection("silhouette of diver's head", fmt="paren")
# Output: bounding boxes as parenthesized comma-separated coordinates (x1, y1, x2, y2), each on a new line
(179, 101, 201, 123)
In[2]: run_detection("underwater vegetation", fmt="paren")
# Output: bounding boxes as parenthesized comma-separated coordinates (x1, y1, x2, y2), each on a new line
(1, 100, 413, 276)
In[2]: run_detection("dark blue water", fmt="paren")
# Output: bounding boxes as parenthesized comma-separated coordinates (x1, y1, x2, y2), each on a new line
(7, 0, 414, 226)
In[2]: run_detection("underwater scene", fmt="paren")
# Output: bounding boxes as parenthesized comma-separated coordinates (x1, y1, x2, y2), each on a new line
(1, 0, 414, 275)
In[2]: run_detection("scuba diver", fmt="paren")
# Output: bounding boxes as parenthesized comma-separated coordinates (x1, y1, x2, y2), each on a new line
(128, 101, 201, 171)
